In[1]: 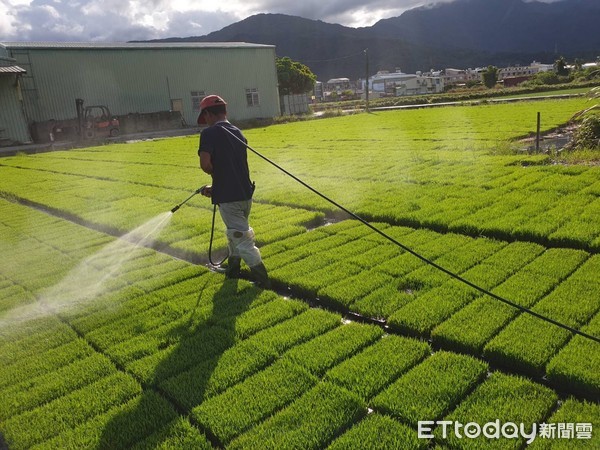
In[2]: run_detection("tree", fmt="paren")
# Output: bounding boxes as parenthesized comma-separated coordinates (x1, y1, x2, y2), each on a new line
(522, 70, 560, 86)
(481, 65, 499, 89)
(535, 71, 560, 85)
(554, 56, 569, 76)
(276, 57, 317, 95)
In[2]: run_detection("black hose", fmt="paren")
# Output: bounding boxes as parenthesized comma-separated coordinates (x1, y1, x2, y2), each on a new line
(170, 188, 228, 266)
(222, 127, 600, 345)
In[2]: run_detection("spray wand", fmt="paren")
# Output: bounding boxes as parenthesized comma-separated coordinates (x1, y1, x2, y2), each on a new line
(170, 186, 208, 213)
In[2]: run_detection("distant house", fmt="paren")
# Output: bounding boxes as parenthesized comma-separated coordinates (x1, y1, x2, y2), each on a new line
(442, 68, 483, 85)
(498, 61, 553, 80)
(441, 61, 555, 87)
(369, 70, 444, 96)
(499, 65, 535, 80)
(530, 61, 554, 73)
(325, 78, 352, 93)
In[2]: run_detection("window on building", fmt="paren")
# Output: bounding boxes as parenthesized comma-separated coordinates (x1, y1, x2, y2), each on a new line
(246, 88, 260, 107)
(191, 90, 205, 112)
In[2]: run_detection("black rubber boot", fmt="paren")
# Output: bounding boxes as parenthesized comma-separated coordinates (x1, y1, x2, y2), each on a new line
(225, 256, 241, 279)
(250, 262, 271, 288)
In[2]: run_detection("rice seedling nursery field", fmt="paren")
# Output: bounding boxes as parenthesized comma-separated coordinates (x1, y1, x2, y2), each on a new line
(1, 97, 598, 449)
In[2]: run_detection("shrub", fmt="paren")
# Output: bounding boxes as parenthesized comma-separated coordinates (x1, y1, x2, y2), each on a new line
(523, 71, 561, 86)
(565, 114, 600, 151)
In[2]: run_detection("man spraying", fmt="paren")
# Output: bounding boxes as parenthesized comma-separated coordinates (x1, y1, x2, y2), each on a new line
(197, 94, 270, 288)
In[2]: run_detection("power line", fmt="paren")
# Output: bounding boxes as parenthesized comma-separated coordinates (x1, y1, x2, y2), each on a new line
(296, 50, 366, 64)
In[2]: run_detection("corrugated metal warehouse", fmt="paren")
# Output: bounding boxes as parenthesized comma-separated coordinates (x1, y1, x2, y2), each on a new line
(0, 44, 29, 145)
(1, 42, 281, 145)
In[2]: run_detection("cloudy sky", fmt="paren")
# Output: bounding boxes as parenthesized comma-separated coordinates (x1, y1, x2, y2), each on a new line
(0, 0, 560, 43)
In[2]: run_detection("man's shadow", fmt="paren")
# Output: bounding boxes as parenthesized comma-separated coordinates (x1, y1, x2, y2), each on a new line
(98, 274, 260, 448)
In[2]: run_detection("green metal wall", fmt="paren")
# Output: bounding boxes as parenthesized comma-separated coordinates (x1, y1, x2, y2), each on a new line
(0, 75, 31, 144)
(7, 45, 280, 126)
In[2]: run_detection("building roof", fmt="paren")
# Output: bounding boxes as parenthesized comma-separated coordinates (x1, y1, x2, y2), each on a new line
(0, 65, 26, 73)
(371, 72, 416, 81)
(2, 41, 275, 50)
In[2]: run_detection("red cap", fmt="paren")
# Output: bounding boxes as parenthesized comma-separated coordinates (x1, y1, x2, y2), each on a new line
(197, 94, 227, 125)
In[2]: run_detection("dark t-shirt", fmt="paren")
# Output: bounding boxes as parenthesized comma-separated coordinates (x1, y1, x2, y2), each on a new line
(198, 121, 254, 204)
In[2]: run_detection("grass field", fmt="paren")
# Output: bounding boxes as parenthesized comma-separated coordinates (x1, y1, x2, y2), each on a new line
(1, 96, 599, 448)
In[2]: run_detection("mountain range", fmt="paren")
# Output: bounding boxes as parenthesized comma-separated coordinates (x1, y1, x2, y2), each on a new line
(149, 0, 600, 81)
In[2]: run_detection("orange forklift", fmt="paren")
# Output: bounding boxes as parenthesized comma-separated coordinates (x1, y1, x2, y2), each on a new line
(76, 98, 120, 139)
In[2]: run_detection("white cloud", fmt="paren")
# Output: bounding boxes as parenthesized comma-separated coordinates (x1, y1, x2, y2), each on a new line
(0, 6, 16, 38)
(0, 0, 32, 38)
(39, 3, 59, 18)
(343, 8, 405, 28)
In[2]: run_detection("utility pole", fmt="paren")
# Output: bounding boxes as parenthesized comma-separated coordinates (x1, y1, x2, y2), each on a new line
(364, 48, 369, 112)
(536, 112, 541, 152)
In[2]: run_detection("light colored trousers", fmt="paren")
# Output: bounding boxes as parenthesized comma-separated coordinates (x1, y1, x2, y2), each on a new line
(218, 200, 262, 268)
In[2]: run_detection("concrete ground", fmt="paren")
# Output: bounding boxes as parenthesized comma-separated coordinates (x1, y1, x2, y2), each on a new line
(0, 127, 200, 157)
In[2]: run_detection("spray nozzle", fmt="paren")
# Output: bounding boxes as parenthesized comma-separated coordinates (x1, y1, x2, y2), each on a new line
(170, 186, 207, 214)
